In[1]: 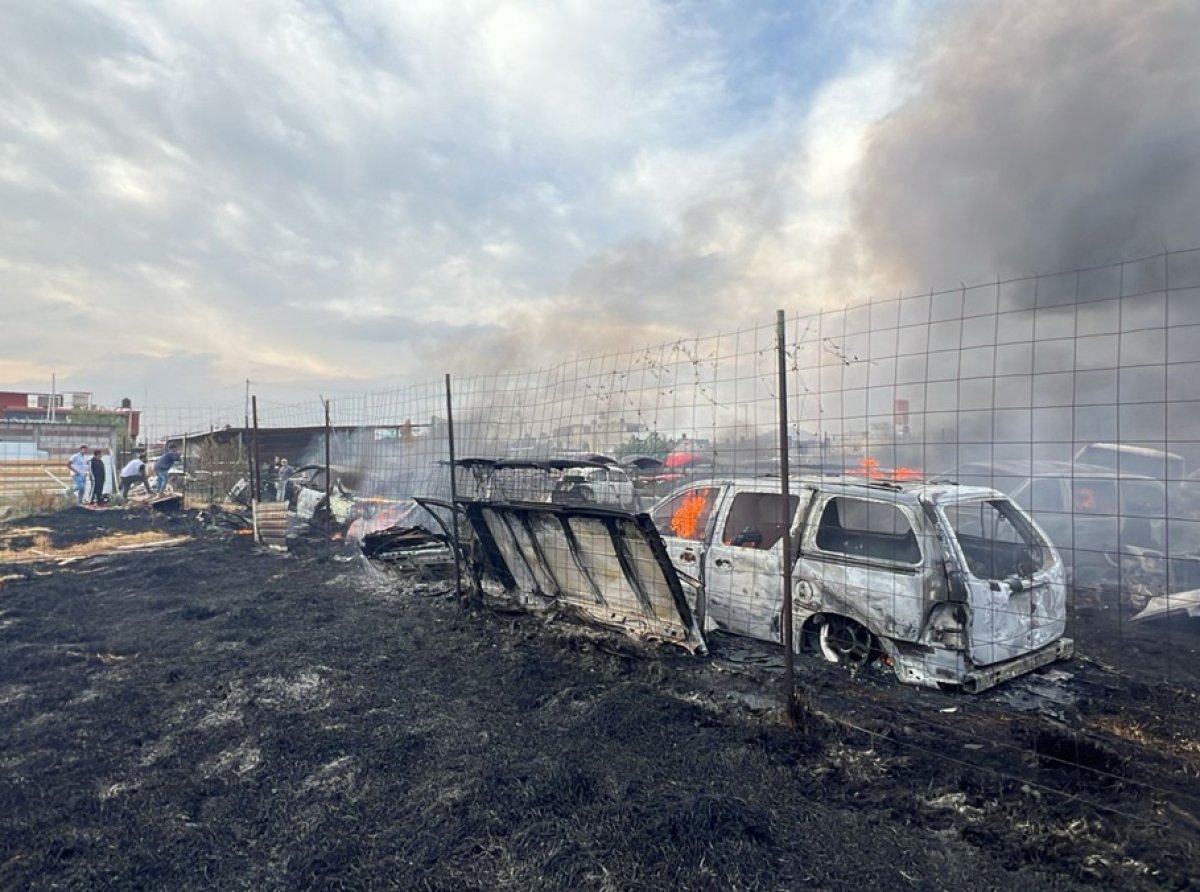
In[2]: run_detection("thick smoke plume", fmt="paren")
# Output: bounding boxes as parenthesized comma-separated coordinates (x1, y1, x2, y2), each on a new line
(848, 0, 1200, 296)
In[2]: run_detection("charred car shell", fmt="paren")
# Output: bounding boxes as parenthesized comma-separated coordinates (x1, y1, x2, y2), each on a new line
(441, 458, 1071, 691)
(648, 476, 1072, 692)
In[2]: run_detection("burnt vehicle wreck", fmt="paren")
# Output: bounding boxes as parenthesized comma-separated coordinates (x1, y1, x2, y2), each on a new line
(649, 477, 1073, 691)
(229, 464, 357, 527)
(360, 523, 456, 578)
(429, 462, 1073, 692)
(449, 456, 639, 510)
(947, 457, 1200, 610)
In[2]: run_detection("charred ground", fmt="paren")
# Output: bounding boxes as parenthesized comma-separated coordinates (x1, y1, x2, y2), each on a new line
(1, 508, 1199, 890)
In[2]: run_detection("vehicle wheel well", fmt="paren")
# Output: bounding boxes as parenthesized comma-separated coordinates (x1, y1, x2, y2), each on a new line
(799, 612, 858, 649)
(801, 612, 882, 668)
(798, 614, 825, 653)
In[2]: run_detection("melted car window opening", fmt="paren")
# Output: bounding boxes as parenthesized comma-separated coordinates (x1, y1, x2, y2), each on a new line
(814, 497, 921, 564)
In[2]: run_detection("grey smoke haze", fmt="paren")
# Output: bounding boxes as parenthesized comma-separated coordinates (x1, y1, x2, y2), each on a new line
(848, 0, 1200, 295)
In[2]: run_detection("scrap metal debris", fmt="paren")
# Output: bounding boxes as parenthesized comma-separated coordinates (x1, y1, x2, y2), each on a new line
(1130, 588, 1200, 624)
(455, 497, 706, 654)
(197, 506, 253, 532)
(95, 652, 135, 666)
(991, 669, 1076, 717)
(359, 524, 454, 579)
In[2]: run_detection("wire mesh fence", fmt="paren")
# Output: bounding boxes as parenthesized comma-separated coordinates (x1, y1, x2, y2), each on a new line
(130, 251, 1197, 685)
(103, 248, 1200, 819)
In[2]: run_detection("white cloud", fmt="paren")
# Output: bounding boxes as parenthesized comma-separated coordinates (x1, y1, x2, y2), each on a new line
(4, 0, 1057, 415)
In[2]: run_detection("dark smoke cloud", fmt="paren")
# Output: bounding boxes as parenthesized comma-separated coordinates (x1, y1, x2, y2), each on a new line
(849, 0, 1200, 295)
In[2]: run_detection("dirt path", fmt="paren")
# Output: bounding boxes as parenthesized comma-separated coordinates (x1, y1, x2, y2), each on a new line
(1, 508, 1197, 889)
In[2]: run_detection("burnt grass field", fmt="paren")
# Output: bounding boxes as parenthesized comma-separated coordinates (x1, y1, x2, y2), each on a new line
(2, 508, 1200, 890)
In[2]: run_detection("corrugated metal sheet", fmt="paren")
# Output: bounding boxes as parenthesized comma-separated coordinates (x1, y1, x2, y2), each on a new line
(460, 499, 705, 653)
(254, 501, 289, 549)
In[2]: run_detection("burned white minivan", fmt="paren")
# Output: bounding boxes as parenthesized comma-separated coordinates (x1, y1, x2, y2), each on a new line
(649, 477, 1072, 691)
(444, 472, 1072, 692)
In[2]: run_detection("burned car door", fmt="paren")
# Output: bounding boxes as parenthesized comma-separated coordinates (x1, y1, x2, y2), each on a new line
(702, 489, 806, 642)
(937, 498, 1066, 665)
(793, 494, 930, 646)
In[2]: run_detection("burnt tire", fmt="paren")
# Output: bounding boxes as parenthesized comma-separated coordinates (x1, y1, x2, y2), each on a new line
(817, 616, 875, 669)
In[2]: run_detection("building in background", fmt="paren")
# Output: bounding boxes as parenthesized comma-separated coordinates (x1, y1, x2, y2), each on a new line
(0, 391, 141, 461)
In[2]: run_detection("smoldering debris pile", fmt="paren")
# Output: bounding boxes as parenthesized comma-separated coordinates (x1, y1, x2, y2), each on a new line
(359, 525, 455, 580)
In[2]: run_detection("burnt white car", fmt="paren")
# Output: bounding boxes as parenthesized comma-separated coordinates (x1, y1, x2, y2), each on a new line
(566, 465, 638, 510)
(448, 469, 1072, 692)
(649, 476, 1071, 691)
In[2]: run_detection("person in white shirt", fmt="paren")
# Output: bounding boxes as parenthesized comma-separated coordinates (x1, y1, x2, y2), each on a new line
(119, 453, 152, 499)
(276, 457, 293, 502)
(67, 445, 89, 505)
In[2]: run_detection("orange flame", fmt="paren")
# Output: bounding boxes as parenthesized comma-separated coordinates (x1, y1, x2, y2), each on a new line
(671, 490, 711, 539)
(849, 457, 923, 482)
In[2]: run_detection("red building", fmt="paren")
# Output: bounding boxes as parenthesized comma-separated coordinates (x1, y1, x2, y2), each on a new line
(0, 391, 140, 439)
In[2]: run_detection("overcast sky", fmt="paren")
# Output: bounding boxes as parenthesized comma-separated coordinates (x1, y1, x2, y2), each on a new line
(2, 0, 1196, 411)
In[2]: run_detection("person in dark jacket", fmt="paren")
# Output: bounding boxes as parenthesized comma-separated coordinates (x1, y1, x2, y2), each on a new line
(89, 449, 107, 505)
(154, 445, 181, 494)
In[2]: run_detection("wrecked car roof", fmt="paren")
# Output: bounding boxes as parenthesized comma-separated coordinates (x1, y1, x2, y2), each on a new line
(620, 454, 666, 470)
(665, 475, 1007, 504)
(948, 460, 1161, 481)
(452, 457, 613, 472)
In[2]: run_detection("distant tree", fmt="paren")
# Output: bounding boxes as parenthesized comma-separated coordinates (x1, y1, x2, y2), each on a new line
(614, 431, 673, 461)
(65, 409, 135, 456)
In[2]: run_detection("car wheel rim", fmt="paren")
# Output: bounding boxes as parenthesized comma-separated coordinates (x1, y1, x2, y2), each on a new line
(819, 617, 873, 667)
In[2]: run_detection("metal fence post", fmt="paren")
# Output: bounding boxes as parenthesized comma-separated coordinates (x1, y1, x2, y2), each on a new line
(776, 309, 797, 721)
(445, 373, 463, 601)
(250, 396, 261, 501)
(324, 398, 332, 544)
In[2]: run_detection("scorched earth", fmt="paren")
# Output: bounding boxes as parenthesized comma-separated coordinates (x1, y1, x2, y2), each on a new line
(1, 506, 1199, 890)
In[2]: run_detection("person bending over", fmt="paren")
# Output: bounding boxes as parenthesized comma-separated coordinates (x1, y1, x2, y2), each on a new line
(154, 444, 181, 494)
(120, 453, 152, 498)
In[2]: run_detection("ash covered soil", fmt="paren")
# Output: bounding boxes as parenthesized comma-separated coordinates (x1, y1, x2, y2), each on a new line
(2, 509, 1199, 890)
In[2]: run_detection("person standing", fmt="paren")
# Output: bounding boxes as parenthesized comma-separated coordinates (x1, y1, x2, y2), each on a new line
(67, 444, 89, 505)
(154, 444, 181, 494)
(100, 447, 116, 502)
(120, 453, 152, 499)
(276, 457, 293, 502)
(89, 449, 107, 505)
(267, 456, 280, 500)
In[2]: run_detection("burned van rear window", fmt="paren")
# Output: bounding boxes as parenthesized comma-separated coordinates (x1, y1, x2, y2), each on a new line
(941, 499, 1051, 580)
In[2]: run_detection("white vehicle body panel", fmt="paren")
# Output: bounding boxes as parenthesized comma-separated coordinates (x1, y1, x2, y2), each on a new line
(654, 477, 1072, 691)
